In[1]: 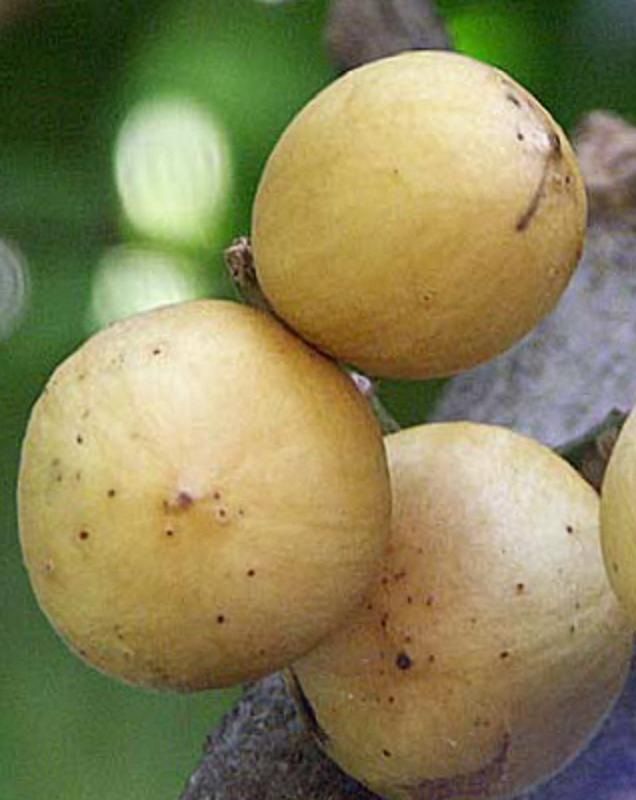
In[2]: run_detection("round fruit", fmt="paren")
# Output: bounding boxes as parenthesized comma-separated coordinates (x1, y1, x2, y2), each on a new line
(601, 406, 636, 621)
(18, 299, 391, 691)
(290, 422, 631, 800)
(251, 51, 587, 379)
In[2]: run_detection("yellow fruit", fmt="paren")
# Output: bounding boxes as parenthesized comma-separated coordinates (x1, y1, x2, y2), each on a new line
(252, 51, 587, 379)
(291, 423, 630, 800)
(601, 407, 636, 621)
(18, 300, 391, 691)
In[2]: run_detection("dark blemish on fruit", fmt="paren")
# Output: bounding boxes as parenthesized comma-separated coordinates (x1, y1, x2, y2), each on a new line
(426, 594, 435, 606)
(565, 174, 572, 185)
(76, 434, 84, 444)
(238, 508, 245, 517)
(380, 613, 389, 629)
(428, 654, 436, 663)
(516, 131, 563, 232)
(506, 92, 522, 107)
(247, 569, 255, 577)
(612, 561, 620, 573)
(217, 507, 228, 519)
(212, 490, 221, 500)
(404, 635, 412, 644)
(516, 582, 525, 594)
(566, 525, 574, 534)
(382, 749, 392, 758)
(176, 491, 193, 509)
(405, 731, 511, 797)
(75, 471, 81, 481)
(152, 347, 162, 356)
(107, 488, 116, 498)
(470, 616, 478, 625)
(395, 651, 413, 670)
(394, 569, 406, 581)
(388, 696, 395, 704)
(570, 624, 576, 634)
(407, 595, 413, 604)
(516, 131, 525, 141)
(216, 614, 226, 624)
(78, 530, 90, 541)
(381, 576, 389, 586)
(575, 601, 581, 610)
(366, 602, 374, 611)
(500, 650, 510, 660)
(43, 559, 54, 574)
(550, 132, 562, 156)
(165, 529, 175, 537)
(288, 668, 329, 746)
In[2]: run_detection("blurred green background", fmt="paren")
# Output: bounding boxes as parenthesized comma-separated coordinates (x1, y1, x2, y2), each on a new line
(1, 1, 635, 798)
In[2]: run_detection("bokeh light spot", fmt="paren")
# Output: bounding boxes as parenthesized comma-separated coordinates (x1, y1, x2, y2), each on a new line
(0, 239, 30, 341)
(87, 246, 206, 332)
(115, 98, 231, 248)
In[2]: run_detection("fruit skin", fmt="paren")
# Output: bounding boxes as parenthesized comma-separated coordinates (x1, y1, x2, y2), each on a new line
(601, 407, 636, 622)
(251, 51, 587, 380)
(18, 299, 391, 691)
(291, 422, 631, 800)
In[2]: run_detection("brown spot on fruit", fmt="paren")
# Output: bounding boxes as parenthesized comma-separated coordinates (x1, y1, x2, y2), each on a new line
(499, 650, 510, 660)
(516, 582, 525, 594)
(395, 651, 413, 670)
(78, 530, 90, 541)
(404, 733, 511, 799)
(216, 614, 226, 624)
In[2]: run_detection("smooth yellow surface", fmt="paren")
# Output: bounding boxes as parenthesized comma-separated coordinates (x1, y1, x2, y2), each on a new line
(252, 51, 587, 379)
(601, 407, 636, 622)
(293, 422, 631, 800)
(18, 300, 391, 690)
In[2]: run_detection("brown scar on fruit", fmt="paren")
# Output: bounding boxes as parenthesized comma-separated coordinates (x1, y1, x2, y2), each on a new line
(164, 490, 195, 512)
(401, 732, 511, 800)
(516, 131, 563, 232)
(285, 668, 330, 746)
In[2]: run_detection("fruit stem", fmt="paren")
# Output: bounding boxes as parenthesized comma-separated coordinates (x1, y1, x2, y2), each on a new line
(224, 236, 276, 314)
(556, 408, 626, 491)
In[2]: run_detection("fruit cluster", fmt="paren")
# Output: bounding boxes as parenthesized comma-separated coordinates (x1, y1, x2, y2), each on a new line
(18, 52, 636, 800)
